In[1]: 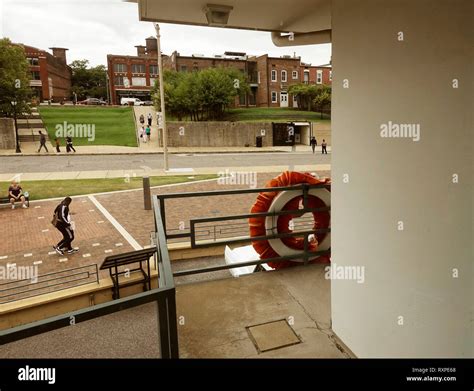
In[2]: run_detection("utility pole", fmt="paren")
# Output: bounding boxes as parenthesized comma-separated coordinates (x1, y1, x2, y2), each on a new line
(154, 23, 169, 171)
(11, 100, 21, 153)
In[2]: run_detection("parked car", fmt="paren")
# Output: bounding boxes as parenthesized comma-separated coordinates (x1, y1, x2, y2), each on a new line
(142, 100, 154, 106)
(120, 97, 146, 106)
(78, 98, 107, 106)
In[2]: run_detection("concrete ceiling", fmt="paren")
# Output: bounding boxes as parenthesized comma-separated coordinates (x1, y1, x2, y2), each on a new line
(131, 0, 331, 33)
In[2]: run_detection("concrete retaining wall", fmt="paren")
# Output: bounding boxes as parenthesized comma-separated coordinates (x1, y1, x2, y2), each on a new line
(166, 122, 273, 147)
(0, 118, 16, 150)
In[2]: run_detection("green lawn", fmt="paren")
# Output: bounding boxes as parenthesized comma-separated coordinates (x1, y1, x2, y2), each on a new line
(39, 106, 137, 147)
(224, 108, 331, 122)
(2, 175, 216, 201)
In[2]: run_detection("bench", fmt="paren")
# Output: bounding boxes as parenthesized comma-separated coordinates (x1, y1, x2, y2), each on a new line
(0, 195, 30, 209)
(100, 247, 157, 300)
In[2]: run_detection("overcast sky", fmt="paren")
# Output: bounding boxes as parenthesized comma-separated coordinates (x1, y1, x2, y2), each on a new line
(0, 0, 331, 67)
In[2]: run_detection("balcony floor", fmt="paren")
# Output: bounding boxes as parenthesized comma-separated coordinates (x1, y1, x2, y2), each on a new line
(0, 264, 349, 358)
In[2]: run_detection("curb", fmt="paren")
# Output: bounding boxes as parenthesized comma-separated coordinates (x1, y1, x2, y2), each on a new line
(0, 149, 301, 157)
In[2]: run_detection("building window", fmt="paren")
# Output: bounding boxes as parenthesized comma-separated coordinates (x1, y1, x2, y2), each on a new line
(114, 76, 125, 86)
(193, 65, 199, 72)
(180, 65, 187, 72)
(271, 91, 277, 103)
(27, 57, 39, 66)
(257, 71, 261, 84)
(281, 70, 287, 82)
(317, 70, 323, 84)
(31, 71, 41, 80)
(132, 77, 146, 86)
(271, 70, 277, 82)
(114, 63, 127, 73)
(303, 70, 309, 84)
(149, 65, 158, 75)
(329, 70, 332, 81)
(149, 77, 157, 86)
(131, 64, 146, 74)
(292, 70, 298, 80)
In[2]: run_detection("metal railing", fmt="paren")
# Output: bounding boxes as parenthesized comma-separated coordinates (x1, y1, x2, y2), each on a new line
(156, 183, 331, 277)
(0, 264, 99, 304)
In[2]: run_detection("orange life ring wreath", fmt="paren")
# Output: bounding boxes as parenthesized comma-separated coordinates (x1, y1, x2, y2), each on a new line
(249, 171, 331, 269)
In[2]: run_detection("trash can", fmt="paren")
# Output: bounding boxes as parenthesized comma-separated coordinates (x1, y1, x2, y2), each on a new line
(256, 136, 263, 148)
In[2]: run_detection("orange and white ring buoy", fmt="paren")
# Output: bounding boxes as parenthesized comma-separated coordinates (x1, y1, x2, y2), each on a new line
(249, 171, 331, 269)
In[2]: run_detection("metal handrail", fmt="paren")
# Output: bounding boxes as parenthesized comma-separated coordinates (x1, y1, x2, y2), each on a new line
(0, 264, 99, 304)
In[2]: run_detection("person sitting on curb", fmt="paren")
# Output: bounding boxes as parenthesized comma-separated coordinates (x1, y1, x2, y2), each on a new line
(8, 181, 28, 209)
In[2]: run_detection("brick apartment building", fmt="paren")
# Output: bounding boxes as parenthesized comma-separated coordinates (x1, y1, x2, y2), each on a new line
(255, 54, 303, 108)
(22, 45, 72, 102)
(107, 38, 331, 107)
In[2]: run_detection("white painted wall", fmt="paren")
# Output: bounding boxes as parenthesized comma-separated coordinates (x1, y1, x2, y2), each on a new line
(331, 0, 472, 357)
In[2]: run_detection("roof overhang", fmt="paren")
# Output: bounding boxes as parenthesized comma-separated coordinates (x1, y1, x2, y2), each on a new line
(130, 0, 331, 35)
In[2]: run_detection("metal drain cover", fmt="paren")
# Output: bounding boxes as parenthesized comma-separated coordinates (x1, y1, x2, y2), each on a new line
(247, 319, 301, 353)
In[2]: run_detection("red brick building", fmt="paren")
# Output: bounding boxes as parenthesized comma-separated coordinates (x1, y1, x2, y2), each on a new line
(255, 54, 302, 108)
(22, 45, 72, 102)
(107, 38, 330, 107)
(107, 37, 169, 105)
(301, 63, 332, 86)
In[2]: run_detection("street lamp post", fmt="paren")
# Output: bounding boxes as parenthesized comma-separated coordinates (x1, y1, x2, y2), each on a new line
(154, 23, 169, 171)
(11, 100, 21, 153)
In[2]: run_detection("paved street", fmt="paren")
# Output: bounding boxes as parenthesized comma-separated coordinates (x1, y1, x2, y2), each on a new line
(0, 151, 330, 174)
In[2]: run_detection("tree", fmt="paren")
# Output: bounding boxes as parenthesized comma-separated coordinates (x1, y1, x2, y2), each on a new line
(70, 60, 107, 100)
(153, 67, 249, 121)
(288, 83, 320, 111)
(313, 86, 331, 118)
(0, 38, 32, 117)
(289, 83, 331, 115)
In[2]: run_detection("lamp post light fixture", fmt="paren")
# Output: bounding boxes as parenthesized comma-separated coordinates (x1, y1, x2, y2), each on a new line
(154, 23, 169, 171)
(11, 100, 21, 153)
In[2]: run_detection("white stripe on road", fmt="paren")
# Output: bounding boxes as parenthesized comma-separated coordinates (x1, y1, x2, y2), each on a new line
(88, 195, 142, 251)
(83, 253, 91, 258)
(24, 253, 33, 257)
(92, 243, 101, 247)
(59, 258, 68, 262)
(0, 256, 8, 260)
(104, 249, 113, 253)
(33, 260, 43, 265)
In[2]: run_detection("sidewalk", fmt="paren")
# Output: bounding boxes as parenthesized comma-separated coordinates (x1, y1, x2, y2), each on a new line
(0, 143, 332, 156)
(0, 164, 331, 181)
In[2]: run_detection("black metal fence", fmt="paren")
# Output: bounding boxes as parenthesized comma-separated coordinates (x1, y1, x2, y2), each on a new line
(0, 264, 99, 304)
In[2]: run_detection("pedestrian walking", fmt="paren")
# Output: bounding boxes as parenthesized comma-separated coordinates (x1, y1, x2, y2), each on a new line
(37, 131, 49, 153)
(66, 136, 76, 153)
(310, 136, 317, 154)
(54, 138, 61, 153)
(147, 112, 152, 126)
(321, 139, 328, 154)
(140, 126, 147, 143)
(145, 125, 151, 142)
(51, 197, 78, 255)
(139, 114, 145, 126)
